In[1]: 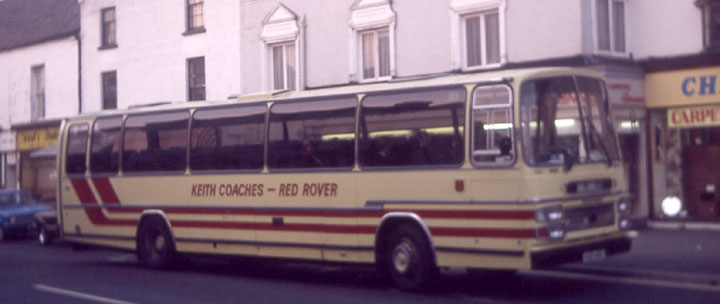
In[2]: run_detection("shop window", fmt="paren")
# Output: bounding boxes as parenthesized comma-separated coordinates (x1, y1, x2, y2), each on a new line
(66, 124, 89, 174)
(359, 87, 466, 168)
(190, 105, 266, 171)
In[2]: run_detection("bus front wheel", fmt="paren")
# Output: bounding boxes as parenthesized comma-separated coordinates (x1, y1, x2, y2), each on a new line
(137, 217, 176, 269)
(385, 223, 437, 290)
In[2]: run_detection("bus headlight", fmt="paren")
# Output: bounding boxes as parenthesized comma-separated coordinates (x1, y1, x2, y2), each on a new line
(618, 217, 631, 230)
(535, 205, 563, 222)
(537, 224, 565, 241)
(617, 197, 629, 213)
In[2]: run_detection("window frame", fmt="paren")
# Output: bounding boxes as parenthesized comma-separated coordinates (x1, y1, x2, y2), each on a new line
(189, 103, 268, 173)
(460, 10, 501, 69)
(349, 0, 396, 83)
(267, 95, 358, 172)
(90, 116, 124, 175)
(470, 84, 515, 168)
(269, 42, 298, 91)
(185, 0, 205, 35)
(100, 7, 117, 49)
(187, 56, 206, 101)
(700, 0, 720, 51)
(31, 65, 45, 121)
(358, 85, 467, 170)
(592, 0, 627, 56)
(102, 71, 117, 110)
(358, 27, 392, 82)
(122, 110, 191, 174)
(65, 123, 90, 175)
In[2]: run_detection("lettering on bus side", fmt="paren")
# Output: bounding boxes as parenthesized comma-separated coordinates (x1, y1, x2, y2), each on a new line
(191, 183, 338, 198)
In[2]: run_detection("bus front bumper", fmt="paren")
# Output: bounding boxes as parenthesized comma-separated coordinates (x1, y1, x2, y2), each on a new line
(530, 235, 632, 268)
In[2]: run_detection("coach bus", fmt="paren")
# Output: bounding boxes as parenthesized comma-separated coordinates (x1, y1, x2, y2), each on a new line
(57, 67, 631, 290)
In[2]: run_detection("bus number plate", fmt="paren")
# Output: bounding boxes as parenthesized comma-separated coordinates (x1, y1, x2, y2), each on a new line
(582, 249, 606, 262)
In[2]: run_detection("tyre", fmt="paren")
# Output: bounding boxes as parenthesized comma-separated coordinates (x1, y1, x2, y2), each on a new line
(384, 223, 437, 291)
(38, 226, 53, 246)
(0, 227, 5, 242)
(137, 217, 176, 269)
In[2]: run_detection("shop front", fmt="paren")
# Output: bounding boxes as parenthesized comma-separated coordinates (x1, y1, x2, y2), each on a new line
(646, 66, 720, 221)
(10, 120, 60, 203)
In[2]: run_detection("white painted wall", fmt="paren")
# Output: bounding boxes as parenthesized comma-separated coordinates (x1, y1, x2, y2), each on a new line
(506, 0, 584, 62)
(80, 0, 242, 113)
(0, 37, 79, 129)
(628, 0, 703, 59)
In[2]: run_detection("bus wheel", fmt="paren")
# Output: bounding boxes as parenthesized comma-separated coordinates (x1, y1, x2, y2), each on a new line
(137, 217, 176, 269)
(385, 223, 436, 290)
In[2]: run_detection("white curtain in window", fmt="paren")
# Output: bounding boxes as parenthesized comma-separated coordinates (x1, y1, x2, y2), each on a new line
(378, 29, 390, 77)
(362, 32, 375, 79)
(272, 46, 285, 90)
(596, 0, 611, 51)
(612, 1, 625, 52)
(465, 16, 482, 67)
(285, 44, 296, 90)
(485, 13, 500, 64)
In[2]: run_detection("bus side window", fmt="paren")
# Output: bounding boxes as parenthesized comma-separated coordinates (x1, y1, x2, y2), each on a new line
(268, 96, 357, 170)
(359, 86, 466, 168)
(90, 117, 122, 174)
(123, 111, 189, 173)
(66, 123, 90, 174)
(190, 105, 266, 171)
(471, 85, 514, 166)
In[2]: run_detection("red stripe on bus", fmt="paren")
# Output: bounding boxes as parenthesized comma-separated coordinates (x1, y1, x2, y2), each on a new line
(412, 210, 535, 220)
(70, 178, 137, 226)
(430, 227, 537, 238)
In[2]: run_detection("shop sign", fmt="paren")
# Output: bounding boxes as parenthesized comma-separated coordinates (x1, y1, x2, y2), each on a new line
(0, 132, 16, 152)
(668, 105, 720, 128)
(17, 127, 59, 151)
(606, 77, 645, 104)
(646, 67, 720, 108)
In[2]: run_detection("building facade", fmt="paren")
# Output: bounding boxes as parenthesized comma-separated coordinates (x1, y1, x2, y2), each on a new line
(8, 0, 716, 223)
(638, 0, 720, 221)
(0, 0, 80, 201)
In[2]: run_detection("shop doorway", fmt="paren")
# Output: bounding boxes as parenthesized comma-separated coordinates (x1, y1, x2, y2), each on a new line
(682, 127, 720, 219)
(619, 133, 641, 215)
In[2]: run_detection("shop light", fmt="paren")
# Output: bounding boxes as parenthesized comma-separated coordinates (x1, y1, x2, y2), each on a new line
(661, 196, 683, 217)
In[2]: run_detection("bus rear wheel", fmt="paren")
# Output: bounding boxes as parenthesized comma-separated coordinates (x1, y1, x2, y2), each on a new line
(385, 223, 437, 291)
(137, 217, 176, 269)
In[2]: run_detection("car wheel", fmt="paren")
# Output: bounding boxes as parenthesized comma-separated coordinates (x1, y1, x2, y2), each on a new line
(38, 226, 52, 246)
(385, 223, 437, 291)
(137, 217, 176, 269)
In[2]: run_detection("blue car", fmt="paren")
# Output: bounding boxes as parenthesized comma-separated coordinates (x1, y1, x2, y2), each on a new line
(0, 189, 53, 241)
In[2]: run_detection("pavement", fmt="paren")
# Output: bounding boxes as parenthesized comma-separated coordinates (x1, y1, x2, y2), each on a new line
(560, 225, 720, 286)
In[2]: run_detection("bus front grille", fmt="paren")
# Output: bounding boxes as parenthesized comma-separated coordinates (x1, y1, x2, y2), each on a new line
(564, 203, 614, 232)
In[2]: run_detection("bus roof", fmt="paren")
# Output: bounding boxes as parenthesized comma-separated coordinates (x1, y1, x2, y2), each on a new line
(69, 66, 602, 120)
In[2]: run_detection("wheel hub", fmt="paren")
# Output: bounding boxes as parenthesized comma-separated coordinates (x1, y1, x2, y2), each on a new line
(392, 239, 416, 275)
(154, 234, 165, 251)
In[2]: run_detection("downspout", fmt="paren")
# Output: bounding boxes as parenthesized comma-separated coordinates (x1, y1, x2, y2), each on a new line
(75, 32, 82, 114)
